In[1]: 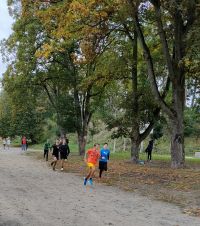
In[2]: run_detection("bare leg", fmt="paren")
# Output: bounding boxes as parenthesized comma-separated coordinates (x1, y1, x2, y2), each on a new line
(61, 159, 65, 170)
(51, 157, 57, 167)
(86, 167, 95, 180)
(99, 169, 103, 178)
(86, 168, 93, 180)
(53, 160, 57, 170)
(90, 168, 96, 178)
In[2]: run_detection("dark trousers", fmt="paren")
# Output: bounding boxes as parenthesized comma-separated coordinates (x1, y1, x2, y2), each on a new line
(147, 151, 152, 160)
(99, 162, 107, 178)
(44, 149, 49, 161)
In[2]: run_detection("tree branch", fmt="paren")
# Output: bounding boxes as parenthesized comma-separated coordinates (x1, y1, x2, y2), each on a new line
(150, 0, 175, 80)
(42, 84, 57, 110)
(134, 14, 174, 118)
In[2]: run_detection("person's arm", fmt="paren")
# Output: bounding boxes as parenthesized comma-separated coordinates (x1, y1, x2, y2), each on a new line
(98, 150, 101, 160)
(84, 151, 88, 163)
(99, 149, 102, 160)
(107, 151, 110, 161)
(67, 145, 70, 156)
(51, 145, 54, 155)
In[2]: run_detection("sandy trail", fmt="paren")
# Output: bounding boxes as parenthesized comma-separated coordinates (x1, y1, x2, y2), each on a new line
(0, 148, 199, 226)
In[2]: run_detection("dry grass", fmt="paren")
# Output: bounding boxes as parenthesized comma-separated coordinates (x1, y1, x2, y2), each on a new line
(27, 151, 200, 217)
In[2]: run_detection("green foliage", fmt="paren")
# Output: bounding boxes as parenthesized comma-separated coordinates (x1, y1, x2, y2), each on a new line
(152, 120, 164, 140)
(0, 93, 13, 137)
(184, 107, 200, 138)
(0, 88, 44, 142)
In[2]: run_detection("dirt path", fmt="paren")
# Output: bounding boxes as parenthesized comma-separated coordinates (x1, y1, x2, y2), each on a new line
(0, 148, 200, 226)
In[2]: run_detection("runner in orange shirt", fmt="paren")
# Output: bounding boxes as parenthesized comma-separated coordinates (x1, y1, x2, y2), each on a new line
(84, 144, 100, 186)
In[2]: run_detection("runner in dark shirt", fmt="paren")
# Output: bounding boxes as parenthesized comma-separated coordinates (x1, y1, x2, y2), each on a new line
(59, 139, 70, 171)
(51, 139, 60, 171)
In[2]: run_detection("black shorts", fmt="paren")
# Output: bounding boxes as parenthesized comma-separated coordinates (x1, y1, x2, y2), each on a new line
(52, 151, 59, 160)
(99, 161, 107, 171)
(60, 152, 67, 160)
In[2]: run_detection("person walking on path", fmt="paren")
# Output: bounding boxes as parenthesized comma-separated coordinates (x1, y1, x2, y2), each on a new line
(84, 144, 100, 186)
(6, 137, 11, 150)
(51, 139, 60, 170)
(59, 139, 70, 171)
(99, 143, 110, 179)
(44, 139, 51, 161)
(2, 138, 6, 150)
(145, 139, 154, 162)
(21, 136, 27, 151)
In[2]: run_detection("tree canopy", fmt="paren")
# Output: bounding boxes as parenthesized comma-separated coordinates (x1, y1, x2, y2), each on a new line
(0, 0, 199, 168)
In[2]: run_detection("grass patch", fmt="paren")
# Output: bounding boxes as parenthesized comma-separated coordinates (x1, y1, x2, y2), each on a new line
(108, 151, 200, 164)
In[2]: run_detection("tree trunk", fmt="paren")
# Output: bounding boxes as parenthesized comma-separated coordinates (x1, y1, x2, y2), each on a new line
(55, 111, 66, 138)
(169, 7, 185, 168)
(123, 138, 126, 152)
(170, 80, 185, 168)
(58, 124, 66, 138)
(170, 120, 185, 168)
(78, 132, 87, 155)
(130, 28, 140, 162)
(29, 133, 37, 144)
(140, 141, 144, 153)
(59, 129, 66, 139)
(128, 26, 157, 162)
(131, 138, 140, 163)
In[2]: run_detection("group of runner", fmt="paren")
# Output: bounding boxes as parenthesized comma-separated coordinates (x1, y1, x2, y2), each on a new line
(2, 137, 11, 150)
(2, 136, 29, 151)
(83, 143, 110, 186)
(44, 137, 70, 171)
(45, 138, 110, 185)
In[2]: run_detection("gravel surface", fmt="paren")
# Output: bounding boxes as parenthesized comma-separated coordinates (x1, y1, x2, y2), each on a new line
(0, 148, 200, 226)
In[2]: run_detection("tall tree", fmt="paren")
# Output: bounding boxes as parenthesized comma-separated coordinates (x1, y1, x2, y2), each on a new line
(2, 1, 76, 137)
(126, 0, 199, 168)
(19, 0, 110, 154)
(0, 74, 45, 142)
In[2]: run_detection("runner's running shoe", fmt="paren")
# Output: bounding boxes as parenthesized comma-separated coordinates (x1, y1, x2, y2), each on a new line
(84, 178, 87, 186)
(89, 178, 93, 185)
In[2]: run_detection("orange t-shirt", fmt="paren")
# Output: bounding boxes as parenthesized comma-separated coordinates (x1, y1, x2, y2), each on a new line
(87, 148, 100, 165)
